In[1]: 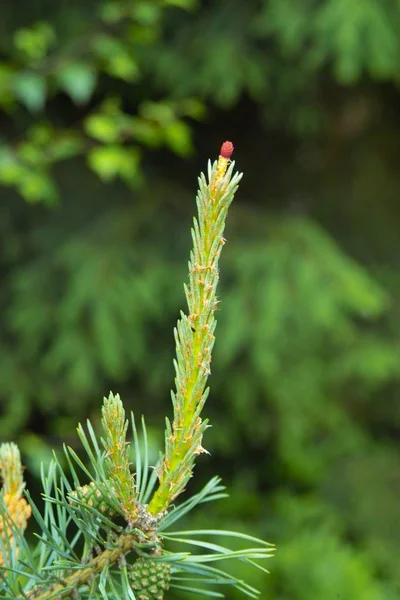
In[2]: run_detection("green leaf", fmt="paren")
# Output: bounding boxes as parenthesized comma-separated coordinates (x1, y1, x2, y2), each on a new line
(130, 117, 162, 147)
(13, 71, 46, 112)
(85, 114, 120, 143)
(0, 146, 23, 184)
(164, 120, 193, 156)
(57, 63, 97, 105)
(99, 1, 125, 24)
(13, 21, 56, 63)
(131, 2, 162, 25)
(28, 123, 53, 145)
(140, 101, 175, 123)
(48, 134, 84, 161)
(106, 51, 139, 81)
(179, 98, 206, 120)
(18, 169, 58, 204)
(92, 34, 140, 81)
(87, 145, 139, 182)
(0, 162, 58, 203)
(18, 142, 46, 166)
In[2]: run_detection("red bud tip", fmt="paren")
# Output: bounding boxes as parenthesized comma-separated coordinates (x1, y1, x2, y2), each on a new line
(220, 140, 234, 159)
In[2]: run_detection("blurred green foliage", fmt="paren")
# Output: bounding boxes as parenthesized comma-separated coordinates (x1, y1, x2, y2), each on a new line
(1, 0, 400, 598)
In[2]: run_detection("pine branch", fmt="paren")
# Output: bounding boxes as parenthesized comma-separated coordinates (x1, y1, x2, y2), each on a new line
(27, 531, 158, 600)
(100, 393, 138, 524)
(0, 143, 275, 600)
(148, 142, 242, 515)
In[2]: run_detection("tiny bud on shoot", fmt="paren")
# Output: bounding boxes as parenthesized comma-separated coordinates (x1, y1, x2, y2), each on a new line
(220, 141, 234, 159)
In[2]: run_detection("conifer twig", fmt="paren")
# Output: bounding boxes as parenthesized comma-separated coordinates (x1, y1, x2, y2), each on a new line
(27, 532, 157, 600)
(101, 393, 138, 524)
(148, 141, 242, 515)
(0, 143, 274, 600)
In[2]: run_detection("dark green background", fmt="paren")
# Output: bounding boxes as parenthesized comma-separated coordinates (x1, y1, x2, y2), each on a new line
(1, 1, 400, 598)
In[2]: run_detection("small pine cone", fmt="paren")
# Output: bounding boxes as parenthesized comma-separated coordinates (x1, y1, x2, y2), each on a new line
(129, 557, 172, 600)
(0, 493, 32, 565)
(69, 482, 116, 517)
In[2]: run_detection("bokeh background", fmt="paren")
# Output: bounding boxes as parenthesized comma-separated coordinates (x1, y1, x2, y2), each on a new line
(1, 0, 400, 598)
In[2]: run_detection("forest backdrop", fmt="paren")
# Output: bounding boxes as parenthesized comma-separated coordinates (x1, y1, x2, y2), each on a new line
(1, 0, 400, 598)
